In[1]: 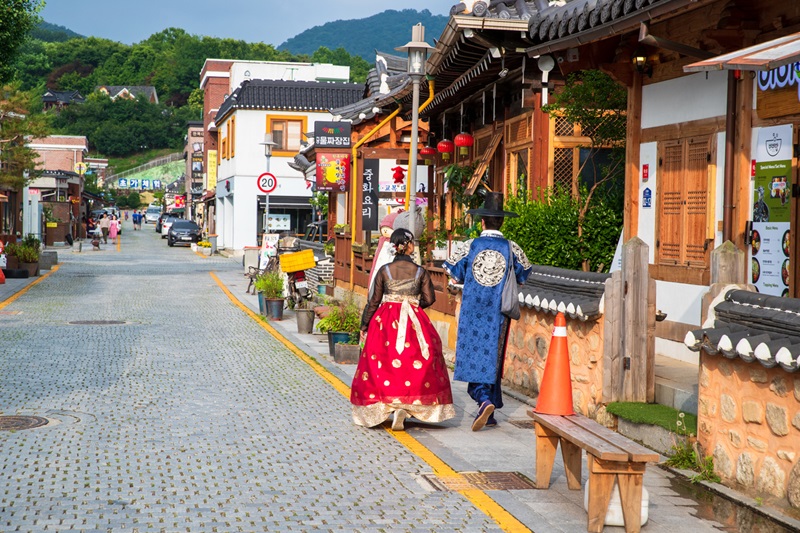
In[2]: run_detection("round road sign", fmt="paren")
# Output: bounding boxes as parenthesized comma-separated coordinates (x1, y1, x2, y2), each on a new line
(257, 172, 278, 194)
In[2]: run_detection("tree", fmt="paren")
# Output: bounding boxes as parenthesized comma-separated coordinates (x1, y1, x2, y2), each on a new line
(127, 191, 142, 210)
(542, 70, 627, 270)
(0, 83, 48, 191)
(0, 0, 44, 83)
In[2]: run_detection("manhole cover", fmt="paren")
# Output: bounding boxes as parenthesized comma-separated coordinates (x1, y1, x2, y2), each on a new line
(509, 419, 535, 429)
(69, 320, 126, 325)
(422, 471, 536, 491)
(0, 415, 49, 431)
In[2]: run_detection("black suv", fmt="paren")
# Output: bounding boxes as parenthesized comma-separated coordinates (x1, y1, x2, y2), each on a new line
(167, 220, 202, 247)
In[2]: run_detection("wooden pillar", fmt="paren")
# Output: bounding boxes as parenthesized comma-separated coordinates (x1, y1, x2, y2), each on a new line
(624, 72, 643, 241)
(621, 237, 654, 403)
(733, 73, 753, 251)
(532, 92, 550, 196)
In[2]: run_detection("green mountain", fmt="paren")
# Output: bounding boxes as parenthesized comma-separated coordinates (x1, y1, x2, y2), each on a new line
(279, 9, 448, 61)
(32, 21, 84, 43)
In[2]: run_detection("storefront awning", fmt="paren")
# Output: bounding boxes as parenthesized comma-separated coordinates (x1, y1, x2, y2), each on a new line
(684, 32, 800, 73)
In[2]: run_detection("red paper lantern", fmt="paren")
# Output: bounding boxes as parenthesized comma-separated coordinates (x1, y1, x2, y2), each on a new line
(437, 139, 454, 161)
(419, 145, 437, 165)
(454, 132, 474, 156)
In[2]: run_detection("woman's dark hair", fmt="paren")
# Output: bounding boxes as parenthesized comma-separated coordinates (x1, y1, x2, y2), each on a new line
(390, 228, 414, 255)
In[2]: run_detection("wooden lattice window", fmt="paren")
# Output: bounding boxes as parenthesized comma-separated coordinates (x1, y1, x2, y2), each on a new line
(554, 115, 575, 137)
(553, 148, 574, 191)
(657, 136, 712, 268)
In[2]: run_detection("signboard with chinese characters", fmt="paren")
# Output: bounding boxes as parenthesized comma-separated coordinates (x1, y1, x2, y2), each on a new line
(141, 179, 151, 190)
(129, 179, 139, 189)
(153, 180, 162, 189)
(751, 124, 792, 296)
(314, 122, 351, 148)
(362, 159, 379, 231)
(118, 178, 128, 189)
(316, 153, 351, 192)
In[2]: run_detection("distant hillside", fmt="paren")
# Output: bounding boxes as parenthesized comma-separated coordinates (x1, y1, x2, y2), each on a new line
(33, 21, 84, 42)
(279, 9, 447, 61)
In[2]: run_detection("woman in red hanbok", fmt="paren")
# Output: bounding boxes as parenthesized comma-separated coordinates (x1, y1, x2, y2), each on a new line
(351, 229, 455, 430)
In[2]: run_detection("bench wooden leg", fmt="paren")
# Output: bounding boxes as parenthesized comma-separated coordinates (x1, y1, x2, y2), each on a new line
(617, 473, 644, 533)
(587, 456, 647, 533)
(560, 439, 582, 490)
(534, 421, 559, 489)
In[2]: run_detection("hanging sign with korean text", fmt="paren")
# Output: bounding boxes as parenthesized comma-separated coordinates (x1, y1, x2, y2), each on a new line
(315, 153, 351, 192)
(362, 159, 379, 232)
(314, 122, 351, 148)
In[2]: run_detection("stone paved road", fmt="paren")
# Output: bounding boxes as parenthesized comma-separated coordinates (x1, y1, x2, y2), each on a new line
(0, 224, 501, 532)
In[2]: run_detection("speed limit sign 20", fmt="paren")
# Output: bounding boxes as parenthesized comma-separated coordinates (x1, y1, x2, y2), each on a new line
(257, 172, 278, 194)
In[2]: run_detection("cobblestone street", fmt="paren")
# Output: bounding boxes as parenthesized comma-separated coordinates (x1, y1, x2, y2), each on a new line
(0, 227, 499, 532)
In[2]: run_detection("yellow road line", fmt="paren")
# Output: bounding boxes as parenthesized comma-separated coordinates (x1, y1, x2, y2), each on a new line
(211, 271, 531, 533)
(0, 265, 60, 310)
(194, 250, 208, 258)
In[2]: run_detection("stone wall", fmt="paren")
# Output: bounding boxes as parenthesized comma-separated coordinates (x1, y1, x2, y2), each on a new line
(505, 310, 606, 420)
(699, 352, 800, 508)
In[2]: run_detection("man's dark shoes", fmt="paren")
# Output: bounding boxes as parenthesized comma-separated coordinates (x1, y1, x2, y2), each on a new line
(472, 401, 495, 431)
(485, 414, 497, 427)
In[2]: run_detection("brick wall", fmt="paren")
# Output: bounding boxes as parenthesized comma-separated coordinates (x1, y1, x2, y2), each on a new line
(307, 257, 334, 289)
(699, 353, 800, 508)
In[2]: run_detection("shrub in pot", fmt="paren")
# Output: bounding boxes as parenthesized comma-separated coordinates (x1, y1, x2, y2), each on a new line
(317, 298, 361, 360)
(15, 243, 40, 277)
(255, 270, 285, 320)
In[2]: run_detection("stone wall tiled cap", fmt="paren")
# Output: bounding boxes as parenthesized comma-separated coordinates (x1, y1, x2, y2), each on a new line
(685, 288, 800, 373)
(518, 264, 609, 321)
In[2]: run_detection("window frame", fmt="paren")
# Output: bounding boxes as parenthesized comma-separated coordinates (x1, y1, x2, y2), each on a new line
(266, 115, 308, 156)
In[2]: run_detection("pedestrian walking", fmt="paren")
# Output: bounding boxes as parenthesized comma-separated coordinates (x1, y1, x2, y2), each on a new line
(131, 211, 140, 230)
(98, 214, 110, 244)
(351, 228, 455, 431)
(444, 193, 532, 431)
(109, 215, 119, 244)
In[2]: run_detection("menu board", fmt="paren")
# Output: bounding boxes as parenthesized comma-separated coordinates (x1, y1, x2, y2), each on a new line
(752, 125, 792, 296)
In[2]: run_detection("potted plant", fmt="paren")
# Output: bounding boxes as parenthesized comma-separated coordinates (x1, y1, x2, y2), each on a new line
(255, 270, 285, 320)
(15, 242, 40, 277)
(333, 223, 350, 235)
(4, 241, 19, 270)
(317, 298, 361, 363)
(294, 300, 316, 334)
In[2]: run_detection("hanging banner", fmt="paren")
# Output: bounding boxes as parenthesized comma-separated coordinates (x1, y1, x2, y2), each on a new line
(315, 153, 350, 192)
(207, 150, 218, 190)
(377, 160, 429, 193)
(752, 124, 792, 296)
(362, 159, 379, 232)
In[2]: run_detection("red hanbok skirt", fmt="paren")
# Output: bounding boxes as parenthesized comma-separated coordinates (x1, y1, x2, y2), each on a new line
(350, 301, 455, 427)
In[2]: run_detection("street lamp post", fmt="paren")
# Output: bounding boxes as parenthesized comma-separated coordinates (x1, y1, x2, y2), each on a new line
(397, 23, 433, 243)
(259, 133, 278, 236)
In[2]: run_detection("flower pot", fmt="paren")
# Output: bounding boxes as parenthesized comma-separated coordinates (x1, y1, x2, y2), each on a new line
(191, 243, 198, 252)
(327, 331, 351, 355)
(19, 261, 39, 277)
(266, 298, 285, 320)
(5, 256, 19, 269)
(334, 342, 361, 364)
(257, 292, 267, 315)
(296, 309, 315, 334)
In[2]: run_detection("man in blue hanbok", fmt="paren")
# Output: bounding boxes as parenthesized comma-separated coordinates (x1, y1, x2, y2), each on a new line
(444, 193, 532, 431)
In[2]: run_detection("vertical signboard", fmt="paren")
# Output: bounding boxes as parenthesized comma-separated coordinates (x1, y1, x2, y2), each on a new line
(752, 124, 792, 296)
(362, 159, 379, 232)
(315, 153, 351, 192)
(207, 150, 218, 190)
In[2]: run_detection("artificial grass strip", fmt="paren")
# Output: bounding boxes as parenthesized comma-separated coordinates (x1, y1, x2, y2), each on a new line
(606, 402, 697, 436)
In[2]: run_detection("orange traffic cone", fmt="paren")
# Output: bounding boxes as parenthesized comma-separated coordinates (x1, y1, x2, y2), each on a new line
(534, 312, 574, 415)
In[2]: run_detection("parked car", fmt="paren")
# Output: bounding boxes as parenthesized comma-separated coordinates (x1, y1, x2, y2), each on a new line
(145, 206, 161, 224)
(160, 215, 182, 239)
(155, 212, 171, 232)
(167, 220, 202, 247)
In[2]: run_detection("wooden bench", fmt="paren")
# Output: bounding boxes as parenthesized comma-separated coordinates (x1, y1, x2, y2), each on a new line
(527, 410, 660, 533)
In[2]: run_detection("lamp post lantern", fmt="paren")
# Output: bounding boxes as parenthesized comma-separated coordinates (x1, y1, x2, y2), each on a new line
(396, 23, 433, 243)
(259, 133, 278, 236)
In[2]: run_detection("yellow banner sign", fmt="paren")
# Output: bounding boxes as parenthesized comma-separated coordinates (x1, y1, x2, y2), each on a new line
(207, 150, 218, 190)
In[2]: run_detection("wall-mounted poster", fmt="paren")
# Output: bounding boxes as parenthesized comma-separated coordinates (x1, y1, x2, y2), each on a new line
(316, 153, 351, 192)
(752, 124, 792, 296)
(377, 160, 429, 193)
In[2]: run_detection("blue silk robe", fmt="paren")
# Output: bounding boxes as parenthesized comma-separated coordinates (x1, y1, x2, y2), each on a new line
(444, 231, 532, 384)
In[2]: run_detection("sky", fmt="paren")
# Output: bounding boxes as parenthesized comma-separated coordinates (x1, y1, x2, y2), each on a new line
(40, 0, 447, 47)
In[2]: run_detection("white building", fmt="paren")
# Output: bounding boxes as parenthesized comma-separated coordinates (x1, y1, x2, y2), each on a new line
(213, 78, 362, 253)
